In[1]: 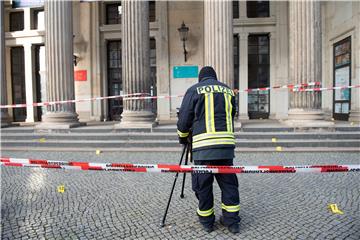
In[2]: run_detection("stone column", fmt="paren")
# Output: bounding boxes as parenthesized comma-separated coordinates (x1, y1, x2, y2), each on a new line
(0, 2, 11, 127)
(117, 0, 154, 129)
(204, 0, 234, 88)
(238, 32, 249, 120)
(287, 1, 331, 126)
(37, 1, 80, 129)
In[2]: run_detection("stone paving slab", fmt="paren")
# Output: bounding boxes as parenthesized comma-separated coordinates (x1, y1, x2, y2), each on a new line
(1, 151, 360, 239)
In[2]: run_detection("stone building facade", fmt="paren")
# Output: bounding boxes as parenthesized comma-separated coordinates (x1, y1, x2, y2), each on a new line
(1, 1, 359, 128)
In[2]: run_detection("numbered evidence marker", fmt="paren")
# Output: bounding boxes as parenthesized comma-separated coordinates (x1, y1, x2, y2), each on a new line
(39, 138, 46, 143)
(57, 185, 65, 193)
(272, 138, 277, 143)
(328, 204, 344, 214)
(96, 150, 101, 155)
(276, 146, 282, 151)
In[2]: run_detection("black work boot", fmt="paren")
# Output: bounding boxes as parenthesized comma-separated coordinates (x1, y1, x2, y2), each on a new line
(220, 216, 240, 234)
(201, 224, 214, 233)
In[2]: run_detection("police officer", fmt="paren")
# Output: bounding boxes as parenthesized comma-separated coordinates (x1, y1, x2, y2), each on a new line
(177, 66, 240, 233)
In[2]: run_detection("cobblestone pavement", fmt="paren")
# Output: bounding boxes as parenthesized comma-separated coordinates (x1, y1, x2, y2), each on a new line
(1, 151, 359, 240)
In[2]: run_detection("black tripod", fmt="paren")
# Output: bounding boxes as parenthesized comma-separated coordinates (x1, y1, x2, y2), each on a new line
(160, 142, 192, 227)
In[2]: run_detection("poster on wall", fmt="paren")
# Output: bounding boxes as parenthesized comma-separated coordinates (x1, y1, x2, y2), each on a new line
(334, 66, 350, 101)
(75, 70, 87, 81)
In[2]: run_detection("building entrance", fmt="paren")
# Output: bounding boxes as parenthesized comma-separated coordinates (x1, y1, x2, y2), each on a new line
(248, 34, 270, 119)
(11, 47, 26, 122)
(107, 40, 122, 121)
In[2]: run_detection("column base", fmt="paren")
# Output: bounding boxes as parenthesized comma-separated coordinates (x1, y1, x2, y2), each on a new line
(1, 111, 12, 128)
(35, 112, 84, 130)
(349, 109, 360, 122)
(285, 108, 334, 128)
(238, 114, 249, 120)
(1, 122, 19, 128)
(234, 120, 242, 129)
(115, 110, 156, 130)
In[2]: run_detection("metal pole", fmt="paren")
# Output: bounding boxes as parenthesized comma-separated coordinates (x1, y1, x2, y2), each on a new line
(180, 144, 190, 198)
(160, 144, 187, 227)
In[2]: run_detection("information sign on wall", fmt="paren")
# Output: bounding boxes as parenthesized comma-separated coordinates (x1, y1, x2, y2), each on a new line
(12, 0, 44, 8)
(173, 66, 198, 78)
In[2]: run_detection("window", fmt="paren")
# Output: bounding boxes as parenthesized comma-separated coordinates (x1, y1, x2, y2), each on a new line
(247, 1, 269, 18)
(248, 34, 270, 119)
(333, 37, 351, 121)
(106, 3, 121, 25)
(11, 47, 26, 122)
(233, 1, 239, 19)
(149, 1, 156, 22)
(33, 9, 44, 30)
(10, 11, 24, 31)
(107, 40, 122, 121)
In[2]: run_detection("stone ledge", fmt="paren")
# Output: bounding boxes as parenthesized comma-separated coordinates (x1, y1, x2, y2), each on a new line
(35, 122, 86, 132)
(114, 122, 157, 132)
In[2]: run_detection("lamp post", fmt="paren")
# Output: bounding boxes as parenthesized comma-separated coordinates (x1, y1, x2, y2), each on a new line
(177, 21, 189, 62)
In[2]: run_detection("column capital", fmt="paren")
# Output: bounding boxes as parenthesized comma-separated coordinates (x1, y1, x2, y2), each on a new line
(238, 32, 248, 40)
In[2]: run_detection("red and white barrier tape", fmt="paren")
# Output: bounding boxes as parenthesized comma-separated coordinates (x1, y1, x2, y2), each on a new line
(0, 81, 319, 109)
(1, 157, 359, 174)
(291, 85, 360, 92)
(113, 84, 360, 101)
(1, 82, 359, 109)
(236, 81, 321, 93)
(0, 93, 148, 109)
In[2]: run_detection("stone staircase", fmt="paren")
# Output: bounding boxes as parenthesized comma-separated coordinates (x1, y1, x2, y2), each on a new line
(1, 122, 359, 152)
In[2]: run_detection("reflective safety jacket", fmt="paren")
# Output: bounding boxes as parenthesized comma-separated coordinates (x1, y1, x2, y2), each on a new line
(177, 77, 236, 160)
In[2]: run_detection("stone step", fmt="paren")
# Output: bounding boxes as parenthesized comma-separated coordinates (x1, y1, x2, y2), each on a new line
(1, 125, 359, 133)
(1, 132, 360, 140)
(2, 139, 359, 149)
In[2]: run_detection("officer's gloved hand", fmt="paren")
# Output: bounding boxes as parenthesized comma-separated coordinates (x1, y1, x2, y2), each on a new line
(179, 137, 188, 145)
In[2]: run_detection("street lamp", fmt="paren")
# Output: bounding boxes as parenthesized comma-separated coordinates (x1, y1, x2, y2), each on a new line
(177, 21, 189, 62)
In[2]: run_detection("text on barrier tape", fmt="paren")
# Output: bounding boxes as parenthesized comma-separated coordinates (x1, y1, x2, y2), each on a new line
(1, 157, 359, 174)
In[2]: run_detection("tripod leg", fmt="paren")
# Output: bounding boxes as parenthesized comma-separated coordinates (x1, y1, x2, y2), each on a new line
(180, 144, 190, 199)
(160, 144, 187, 227)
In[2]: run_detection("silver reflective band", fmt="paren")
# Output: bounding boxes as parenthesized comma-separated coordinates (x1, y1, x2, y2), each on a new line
(193, 132, 234, 143)
(197, 207, 214, 217)
(177, 129, 189, 138)
(221, 203, 240, 212)
(192, 138, 235, 149)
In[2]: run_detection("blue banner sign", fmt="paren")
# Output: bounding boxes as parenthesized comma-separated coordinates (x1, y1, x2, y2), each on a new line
(173, 66, 198, 79)
(12, 0, 44, 8)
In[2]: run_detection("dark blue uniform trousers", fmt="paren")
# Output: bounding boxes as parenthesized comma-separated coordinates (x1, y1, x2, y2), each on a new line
(192, 159, 240, 227)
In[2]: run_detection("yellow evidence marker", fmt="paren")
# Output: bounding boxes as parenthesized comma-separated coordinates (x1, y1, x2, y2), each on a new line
(272, 138, 277, 143)
(96, 150, 101, 155)
(57, 185, 65, 193)
(328, 204, 344, 214)
(276, 146, 282, 152)
(39, 138, 46, 143)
